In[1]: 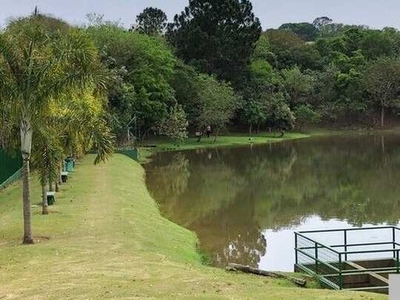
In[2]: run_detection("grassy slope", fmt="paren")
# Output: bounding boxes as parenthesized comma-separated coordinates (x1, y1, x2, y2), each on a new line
(0, 154, 385, 299)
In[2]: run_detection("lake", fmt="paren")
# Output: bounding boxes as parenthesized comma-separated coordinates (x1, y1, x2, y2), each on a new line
(144, 133, 400, 272)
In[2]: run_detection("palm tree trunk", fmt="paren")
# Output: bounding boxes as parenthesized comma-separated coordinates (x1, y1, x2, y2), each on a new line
(22, 158, 34, 243)
(42, 181, 49, 215)
(49, 177, 54, 192)
(20, 117, 34, 244)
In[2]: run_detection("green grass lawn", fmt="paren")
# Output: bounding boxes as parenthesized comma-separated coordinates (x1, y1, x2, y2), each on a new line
(0, 152, 386, 299)
(140, 132, 310, 162)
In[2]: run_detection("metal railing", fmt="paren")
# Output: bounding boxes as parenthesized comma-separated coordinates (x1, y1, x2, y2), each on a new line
(295, 226, 400, 291)
(0, 168, 22, 190)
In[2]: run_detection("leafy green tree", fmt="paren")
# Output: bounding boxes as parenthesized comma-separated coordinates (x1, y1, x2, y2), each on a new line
(158, 104, 188, 145)
(360, 29, 398, 59)
(365, 58, 400, 127)
(166, 0, 261, 83)
(335, 68, 368, 120)
(249, 60, 275, 82)
(288, 44, 323, 70)
(196, 74, 239, 140)
(279, 22, 318, 41)
(294, 104, 321, 131)
(0, 13, 108, 243)
(318, 21, 367, 39)
(264, 29, 304, 53)
(341, 28, 367, 55)
(170, 60, 200, 125)
(242, 98, 268, 134)
(250, 35, 277, 79)
(135, 7, 167, 35)
(313, 16, 333, 29)
(282, 66, 313, 106)
(87, 25, 176, 140)
(264, 92, 295, 130)
(252, 35, 270, 60)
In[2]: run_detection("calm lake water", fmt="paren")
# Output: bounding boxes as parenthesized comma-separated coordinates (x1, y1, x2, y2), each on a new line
(144, 133, 400, 271)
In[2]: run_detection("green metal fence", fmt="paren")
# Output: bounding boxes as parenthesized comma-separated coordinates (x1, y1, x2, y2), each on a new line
(0, 150, 22, 190)
(295, 226, 400, 292)
(116, 149, 139, 161)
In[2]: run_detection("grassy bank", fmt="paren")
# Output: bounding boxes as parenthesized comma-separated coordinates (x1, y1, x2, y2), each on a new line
(140, 132, 310, 162)
(0, 154, 385, 299)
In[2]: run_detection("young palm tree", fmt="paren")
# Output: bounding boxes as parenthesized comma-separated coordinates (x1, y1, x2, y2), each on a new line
(34, 92, 114, 215)
(0, 12, 107, 243)
(33, 128, 62, 215)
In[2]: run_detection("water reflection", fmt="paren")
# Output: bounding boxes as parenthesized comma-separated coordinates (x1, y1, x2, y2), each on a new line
(145, 133, 400, 271)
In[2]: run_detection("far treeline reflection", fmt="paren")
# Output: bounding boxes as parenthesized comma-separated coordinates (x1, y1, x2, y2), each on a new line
(144, 133, 400, 269)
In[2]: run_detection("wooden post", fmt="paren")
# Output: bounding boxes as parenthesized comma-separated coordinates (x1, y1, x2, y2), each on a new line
(226, 263, 306, 287)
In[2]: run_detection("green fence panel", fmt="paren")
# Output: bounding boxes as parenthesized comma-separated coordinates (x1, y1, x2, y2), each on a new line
(116, 149, 139, 161)
(0, 149, 22, 189)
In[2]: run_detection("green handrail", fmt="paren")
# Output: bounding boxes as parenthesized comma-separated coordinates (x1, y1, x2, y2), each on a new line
(295, 226, 400, 291)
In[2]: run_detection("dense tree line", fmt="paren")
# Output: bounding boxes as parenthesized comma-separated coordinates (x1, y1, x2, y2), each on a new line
(92, 0, 400, 146)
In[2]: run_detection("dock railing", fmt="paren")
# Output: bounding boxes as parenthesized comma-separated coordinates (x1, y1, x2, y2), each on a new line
(295, 226, 400, 291)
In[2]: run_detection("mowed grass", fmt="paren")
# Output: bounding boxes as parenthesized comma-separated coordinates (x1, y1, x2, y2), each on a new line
(0, 154, 386, 299)
(140, 132, 310, 161)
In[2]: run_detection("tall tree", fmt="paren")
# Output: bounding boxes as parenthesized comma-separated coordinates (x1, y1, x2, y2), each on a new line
(279, 22, 318, 41)
(282, 66, 313, 107)
(167, 0, 261, 84)
(0, 12, 107, 244)
(170, 60, 200, 125)
(264, 29, 304, 53)
(87, 25, 176, 141)
(135, 7, 167, 35)
(195, 74, 239, 140)
(294, 104, 321, 131)
(312, 16, 333, 29)
(264, 92, 295, 130)
(365, 58, 400, 127)
(158, 104, 188, 145)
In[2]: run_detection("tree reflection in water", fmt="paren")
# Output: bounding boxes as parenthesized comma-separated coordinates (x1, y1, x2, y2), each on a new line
(145, 133, 400, 269)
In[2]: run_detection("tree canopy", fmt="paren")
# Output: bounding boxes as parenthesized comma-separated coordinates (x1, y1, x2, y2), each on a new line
(166, 0, 261, 84)
(135, 7, 167, 35)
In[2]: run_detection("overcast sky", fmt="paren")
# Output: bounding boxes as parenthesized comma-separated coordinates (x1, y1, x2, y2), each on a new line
(1, 0, 399, 30)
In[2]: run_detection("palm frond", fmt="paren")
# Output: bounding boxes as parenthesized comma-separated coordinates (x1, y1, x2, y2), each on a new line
(0, 34, 23, 88)
(91, 120, 115, 165)
(32, 124, 63, 186)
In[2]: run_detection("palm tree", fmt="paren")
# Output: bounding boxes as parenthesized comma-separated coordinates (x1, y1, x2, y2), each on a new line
(34, 91, 114, 215)
(33, 128, 62, 215)
(0, 12, 108, 244)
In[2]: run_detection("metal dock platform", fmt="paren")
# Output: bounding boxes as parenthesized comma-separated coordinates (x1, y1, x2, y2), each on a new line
(295, 226, 400, 294)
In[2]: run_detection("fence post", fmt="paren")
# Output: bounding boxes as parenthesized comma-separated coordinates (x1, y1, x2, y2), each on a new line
(295, 233, 298, 265)
(393, 227, 396, 259)
(397, 250, 399, 274)
(344, 229, 348, 261)
(339, 253, 343, 290)
(315, 242, 318, 274)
